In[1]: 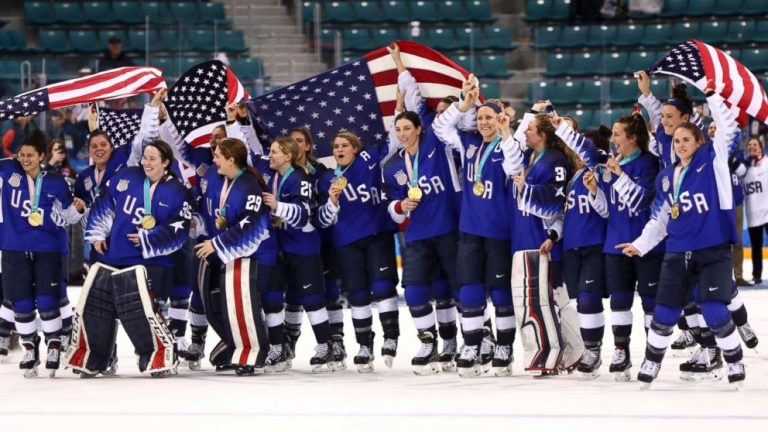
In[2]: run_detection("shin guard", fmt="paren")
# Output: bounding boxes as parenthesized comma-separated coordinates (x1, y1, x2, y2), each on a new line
(554, 285, 584, 371)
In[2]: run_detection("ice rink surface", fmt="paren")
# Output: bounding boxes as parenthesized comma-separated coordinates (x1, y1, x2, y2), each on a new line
(1, 283, 766, 431)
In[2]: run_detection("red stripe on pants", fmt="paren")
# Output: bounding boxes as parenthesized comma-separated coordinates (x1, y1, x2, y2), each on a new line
(233, 259, 252, 365)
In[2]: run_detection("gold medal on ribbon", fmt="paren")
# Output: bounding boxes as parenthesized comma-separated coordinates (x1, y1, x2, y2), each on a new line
(670, 203, 680, 220)
(333, 176, 348, 190)
(472, 181, 485, 197)
(28, 210, 43, 227)
(215, 215, 228, 230)
(407, 187, 423, 201)
(271, 216, 282, 228)
(141, 215, 157, 230)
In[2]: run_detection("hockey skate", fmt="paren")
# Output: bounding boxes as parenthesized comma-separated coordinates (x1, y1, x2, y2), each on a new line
(411, 330, 440, 376)
(185, 340, 206, 371)
(678, 346, 704, 381)
(479, 327, 496, 373)
(310, 341, 333, 373)
(492, 344, 513, 377)
(353, 336, 375, 373)
(456, 344, 483, 378)
(670, 330, 696, 356)
(637, 359, 661, 390)
(727, 361, 745, 389)
(60, 333, 71, 353)
(264, 344, 288, 373)
(20, 336, 41, 378)
(738, 323, 758, 350)
(284, 330, 301, 370)
(690, 347, 724, 382)
(381, 337, 397, 368)
(609, 347, 632, 382)
(577, 347, 602, 380)
(329, 334, 347, 371)
(438, 338, 457, 372)
(175, 336, 191, 368)
(45, 341, 61, 378)
(235, 362, 264, 376)
(0, 335, 9, 362)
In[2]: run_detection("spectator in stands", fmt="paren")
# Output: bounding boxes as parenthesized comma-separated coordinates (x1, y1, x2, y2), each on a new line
(743, 136, 768, 285)
(100, 36, 133, 71)
(48, 109, 86, 159)
(43, 138, 77, 182)
(2, 116, 38, 157)
(502, 101, 519, 131)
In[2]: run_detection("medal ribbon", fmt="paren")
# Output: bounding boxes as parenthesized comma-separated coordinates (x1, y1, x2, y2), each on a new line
(219, 168, 244, 218)
(619, 149, 642, 166)
(334, 162, 352, 181)
(404, 149, 420, 188)
(143, 177, 154, 218)
(273, 166, 295, 203)
(94, 167, 104, 196)
(673, 164, 690, 203)
(28, 172, 43, 213)
(474, 135, 502, 183)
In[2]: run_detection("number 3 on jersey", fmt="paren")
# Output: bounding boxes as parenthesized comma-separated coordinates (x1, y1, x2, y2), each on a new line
(555, 166, 566, 182)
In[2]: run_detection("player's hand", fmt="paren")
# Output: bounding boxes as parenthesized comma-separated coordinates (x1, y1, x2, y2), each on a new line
(461, 74, 476, 96)
(532, 100, 549, 113)
(72, 197, 86, 213)
(194, 240, 215, 259)
(329, 186, 342, 205)
(93, 240, 107, 254)
(87, 103, 99, 132)
(512, 173, 526, 191)
(635, 70, 651, 97)
(127, 233, 141, 247)
(605, 153, 623, 176)
(150, 88, 167, 107)
(237, 103, 249, 119)
(387, 42, 401, 60)
(159, 103, 168, 122)
(400, 198, 419, 212)
(458, 88, 478, 113)
(539, 239, 554, 256)
(226, 103, 238, 122)
(395, 86, 405, 113)
(616, 243, 640, 257)
(583, 170, 598, 195)
(262, 192, 277, 210)
(551, 115, 563, 128)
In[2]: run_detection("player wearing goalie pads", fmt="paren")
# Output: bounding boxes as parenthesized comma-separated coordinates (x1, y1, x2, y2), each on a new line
(383, 111, 462, 375)
(193, 138, 272, 375)
(432, 84, 520, 377)
(619, 90, 746, 388)
(68, 140, 191, 377)
(0, 132, 86, 377)
(555, 111, 662, 381)
(316, 131, 400, 372)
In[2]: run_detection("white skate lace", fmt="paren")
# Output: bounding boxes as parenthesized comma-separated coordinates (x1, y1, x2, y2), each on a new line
(675, 330, 694, 345)
(176, 336, 190, 353)
(357, 344, 372, 359)
(21, 348, 35, 363)
(738, 324, 756, 341)
(47, 347, 59, 363)
(728, 361, 745, 375)
(480, 335, 495, 356)
(611, 348, 627, 365)
(188, 342, 205, 356)
(687, 346, 706, 364)
(441, 339, 457, 355)
(459, 344, 479, 361)
(416, 340, 435, 358)
(581, 348, 599, 366)
(0, 336, 9, 351)
(313, 343, 330, 358)
(382, 339, 397, 352)
(493, 345, 511, 361)
(266, 344, 283, 363)
(639, 359, 660, 377)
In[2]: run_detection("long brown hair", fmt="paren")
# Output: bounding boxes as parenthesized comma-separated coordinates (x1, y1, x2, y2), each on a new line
(533, 114, 581, 174)
(144, 139, 177, 180)
(289, 126, 318, 166)
(217, 138, 267, 189)
(615, 112, 650, 152)
(45, 138, 76, 179)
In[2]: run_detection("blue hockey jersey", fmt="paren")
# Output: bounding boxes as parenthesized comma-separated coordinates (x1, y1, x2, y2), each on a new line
(563, 168, 608, 251)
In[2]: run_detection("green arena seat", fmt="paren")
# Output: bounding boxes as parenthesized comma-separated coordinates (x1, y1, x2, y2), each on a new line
(671, 21, 701, 41)
(714, 0, 745, 16)
(626, 50, 657, 73)
(53, 2, 85, 25)
(410, 1, 440, 23)
(437, 1, 466, 22)
(580, 79, 605, 104)
(485, 26, 516, 50)
(128, 29, 161, 52)
(587, 24, 618, 47)
(343, 28, 374, 51)
(688, 0, 716, 16)
(643, 23, 671, 46)
(186, 29, 214, 52)
(610, 78, 640, 103)
(698, 21, 728, 44)
(142, 2, 174, 25)
(24, 2, 55, 25)
(534, 26, 562, 49)
(169, 2, 201, 24)
(82, 2, 114, 24)
(352, 1, 382, 23)
(370, 27, 402, 48)
(231, 57, 264, 80)
(524, 0, 551, 21)
(560, 25, 590, 47)
(199, 2, 232, 25)
(743, 0, 768, 14)
(570, 51, 602, 76)
(113, 2, 144, 25)
(479, 81, 500, 99)
(427, 27, 461, 51)
(466, 0, 496, 23)
(724, 20, 756, 43)
(659, 0, 688, 16)
(219, 30, 248, 54)
(550, 80, 582, 105)
(602, 51, 629, 76)
(38, 29, 70, 53)
(551, 0, 571, 19)
(98, 30, 129, 47)
(452, 54, 473, 71)
(545, 52, 572, 77)
(476, 54, 511, 79)
(614, 23, 644, 47)
(70, 30, 102, 53)
(380, 0, 411, 23)
(740, 47, 768, 72)
(324, 1, 356, 23)
(752, 20, 768, 43)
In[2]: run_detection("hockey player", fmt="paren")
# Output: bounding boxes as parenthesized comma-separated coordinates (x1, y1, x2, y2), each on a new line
(68, 140, 191, 377)
(432, 81, 522, 377)
(0, 131, 86, 377)
(262, 136, 335, 372)
(556, 110, 661, 381)
(619, 87, 746, 389)
(193, 138, 272, 375)
(315, 130, 400, 372)
(382, 110, 462, 375)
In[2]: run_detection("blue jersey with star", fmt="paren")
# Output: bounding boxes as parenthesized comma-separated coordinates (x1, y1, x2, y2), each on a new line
(85, 167, 191, 268)
(74, 144, 131, 206)
(563, 168, 608, 251)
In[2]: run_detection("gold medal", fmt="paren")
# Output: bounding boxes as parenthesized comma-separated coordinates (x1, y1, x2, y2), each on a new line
(215, 215, 228, 230)
(141, 215, 156, 230)
(271, 216, 282, 228)
(407, 187, 423, 201)
(472, 181, 485, 197)
(333, 176, 348, 190)
(670, 203, 680, 220)
(28, 210, 43, 227)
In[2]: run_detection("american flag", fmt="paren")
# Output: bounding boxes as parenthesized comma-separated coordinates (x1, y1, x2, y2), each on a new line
(97, 108, 142, 147)
(652, 40, 768, 125)
(247, 40, 474, 157)
(0, 67, 165, 121)
(164, 60, 249, 147)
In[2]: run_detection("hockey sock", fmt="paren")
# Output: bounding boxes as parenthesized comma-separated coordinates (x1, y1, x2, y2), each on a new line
(577, 291, 605, 349)
(13, 299, 36, 344)
(640, 294, 655, 333)
(490, 286, 515, 345)
(701, 300, 743, 363)
(0, 299, 14, 338)
(348, 287, 373, 345)
(325, 278, 344, 336)
(262, 291, 286, 345)
(405, 285, 435, 332)
(727, 289, 749, 327)
(610, 290, 633, 347)
(38, 294, 61, 344)
(432, 279, 457, 339)
(459, 283, 486, 346)
(372, 279, 399, 339)
(645, 303, 681, 362)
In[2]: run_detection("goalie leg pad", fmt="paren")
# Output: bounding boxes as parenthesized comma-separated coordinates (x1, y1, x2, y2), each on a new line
(512, 250, 563, 373)
(554, 285, 585, 371)
(111, 265, 175, 373)
(222, 258, 269, 367)
(65, 263, 119, 374)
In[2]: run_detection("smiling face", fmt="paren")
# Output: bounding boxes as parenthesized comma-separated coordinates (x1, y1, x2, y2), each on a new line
(210, 125, 226, 150)
(524, 117, 545, 149)
(435, 101, 451, 118)
(707, 122, 716, 140)
(290, 131, 312, 165)
(18, 145, 44, 176)
(142, 145, 170, 182)
(269, 141, 292, 172)
(213, 145, 236, 178)
(672, 126, 703, 164)
(395, 117, 422, 150)
(661, 104, 689, 136)
(476, 106, 500, 142)
(611, 122, 638, 156)
(89, 134, 113, 167)
(747, 138, 763, 158)
(333, 136, 357, 167)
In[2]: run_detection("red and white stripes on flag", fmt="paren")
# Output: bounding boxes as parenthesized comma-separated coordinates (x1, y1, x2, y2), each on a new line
(695, 40, 768, 125)
(48, 66, 166, 109)
(363, 40, 479, 129)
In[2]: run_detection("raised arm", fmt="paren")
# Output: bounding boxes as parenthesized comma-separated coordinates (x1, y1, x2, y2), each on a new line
(635, 71, 662, 130)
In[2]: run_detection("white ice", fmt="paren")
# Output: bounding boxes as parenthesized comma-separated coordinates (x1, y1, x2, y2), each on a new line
(1, 276, 766, 431)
